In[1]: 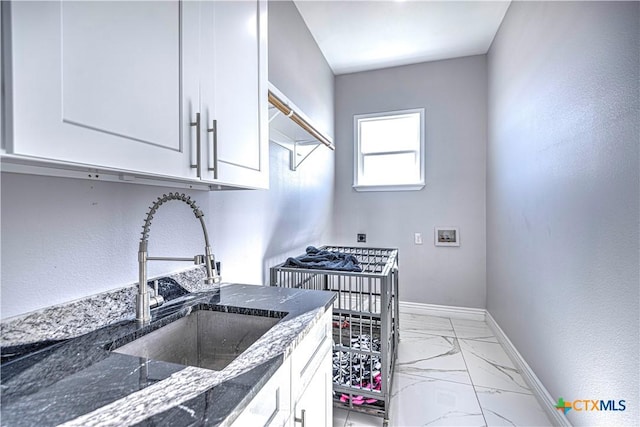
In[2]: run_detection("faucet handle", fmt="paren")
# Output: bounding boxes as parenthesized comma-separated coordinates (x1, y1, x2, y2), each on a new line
(152, 280, 160, 297)
(206, 269, 221, 285)
(149, 280, 165, 309)
(205, 251, 221, 285)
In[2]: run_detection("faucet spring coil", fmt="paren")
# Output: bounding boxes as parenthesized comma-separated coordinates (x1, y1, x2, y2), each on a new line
(140, 193, 207, 241)
(137, 193, 219, 323)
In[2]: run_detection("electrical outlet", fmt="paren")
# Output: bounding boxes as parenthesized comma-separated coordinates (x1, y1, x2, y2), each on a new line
(414, 233, 423, 245)
(357, 233, 367, 243)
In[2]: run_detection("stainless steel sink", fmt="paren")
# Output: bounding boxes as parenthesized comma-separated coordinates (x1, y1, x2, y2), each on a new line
(113, 310, 282, 371)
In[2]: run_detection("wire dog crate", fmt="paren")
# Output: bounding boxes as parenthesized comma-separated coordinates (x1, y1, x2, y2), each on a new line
(270, 246, 399, 424)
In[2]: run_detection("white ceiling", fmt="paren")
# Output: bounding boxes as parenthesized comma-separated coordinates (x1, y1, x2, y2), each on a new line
(294, 0, 511, 75)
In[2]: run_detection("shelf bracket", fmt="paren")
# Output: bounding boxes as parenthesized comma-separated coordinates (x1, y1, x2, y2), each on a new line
(290, 141, 323, 171)
(268, 106, 281, 124)
(267, 87, 335, 172)
(270, 126, 324, 171)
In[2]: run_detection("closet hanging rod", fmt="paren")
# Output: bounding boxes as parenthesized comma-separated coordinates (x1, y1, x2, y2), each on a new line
(268, 90, 335, 151)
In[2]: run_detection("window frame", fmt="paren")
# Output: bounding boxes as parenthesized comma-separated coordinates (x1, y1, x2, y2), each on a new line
(353, 108, 426, 192)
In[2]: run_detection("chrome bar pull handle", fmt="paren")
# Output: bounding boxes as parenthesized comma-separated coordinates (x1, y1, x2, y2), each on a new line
(207, 119, 218, 178)
(190, 112, 201, 178)
(294, 409, 305, 427)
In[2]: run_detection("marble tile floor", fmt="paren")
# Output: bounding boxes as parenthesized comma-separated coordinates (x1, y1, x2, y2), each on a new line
(333, 312, 551, 427)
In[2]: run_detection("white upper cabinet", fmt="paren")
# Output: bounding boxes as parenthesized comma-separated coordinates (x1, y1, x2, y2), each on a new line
(3, 0, 268, 189)
(200, 0, 268, 189)
(5, 1, 198, 179)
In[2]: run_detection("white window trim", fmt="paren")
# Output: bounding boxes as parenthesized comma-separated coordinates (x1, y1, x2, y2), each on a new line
(353, 108, 425, 192)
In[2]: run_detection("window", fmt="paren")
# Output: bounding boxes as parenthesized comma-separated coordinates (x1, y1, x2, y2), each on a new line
(353, 108, 425, 191)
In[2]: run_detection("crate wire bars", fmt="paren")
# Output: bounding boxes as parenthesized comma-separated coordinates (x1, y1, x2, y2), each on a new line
(270, 246, 399, 424)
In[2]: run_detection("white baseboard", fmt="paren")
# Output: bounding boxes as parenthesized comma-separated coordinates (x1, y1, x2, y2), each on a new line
(399, 301, 486, 321)
(485, 312, 571, 427)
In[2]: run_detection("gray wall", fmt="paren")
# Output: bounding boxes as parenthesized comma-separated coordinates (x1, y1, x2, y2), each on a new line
(487, 2, 639, 425)
(0, 0, 335, 319)
(269, 0, 334, 139)
(0, 174, 210, 319)
(333, 56, 487, 308)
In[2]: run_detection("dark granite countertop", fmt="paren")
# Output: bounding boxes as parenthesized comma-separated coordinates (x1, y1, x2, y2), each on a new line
(0, 283, 336, 427)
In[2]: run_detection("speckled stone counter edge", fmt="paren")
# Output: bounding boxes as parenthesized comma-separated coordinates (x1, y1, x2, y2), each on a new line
(58, 307, 327, 427)
(1, 283, 336, 427)
(0, 266, 214, 347)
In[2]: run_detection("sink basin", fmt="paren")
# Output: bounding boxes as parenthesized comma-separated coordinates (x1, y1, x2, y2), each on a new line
(113, 309, 282, 371)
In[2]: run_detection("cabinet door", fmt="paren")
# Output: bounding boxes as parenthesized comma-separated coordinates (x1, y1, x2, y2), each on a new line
(291, 309, 333, 427)
(232, 358, 291, 427)
(200, 0, 268, 188)
(293, 344, 333, 427)
(6, 1, 198, 179)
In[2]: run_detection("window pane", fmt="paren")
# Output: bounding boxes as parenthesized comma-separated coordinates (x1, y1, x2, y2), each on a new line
(361, 152, 419, 185)
(359, 113, 420, 154)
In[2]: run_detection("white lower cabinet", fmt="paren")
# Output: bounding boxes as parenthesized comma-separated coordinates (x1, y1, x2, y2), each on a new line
(232, 357, 291, 427)
(290, 342, 333, 427)
(290, 309, 333, 427)
(232, 309, 333, 427)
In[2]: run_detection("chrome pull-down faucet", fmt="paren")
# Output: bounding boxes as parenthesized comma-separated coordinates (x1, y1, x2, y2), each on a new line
(137, 192, 220, 324)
